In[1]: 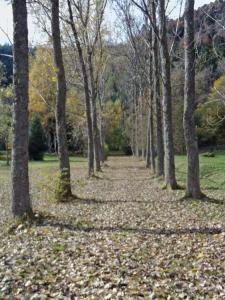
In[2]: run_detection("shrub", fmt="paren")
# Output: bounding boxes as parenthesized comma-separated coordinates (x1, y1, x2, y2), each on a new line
(202, 152, 215, 158)
(103, 144, 109, 160)
(29, 115, 47, 161)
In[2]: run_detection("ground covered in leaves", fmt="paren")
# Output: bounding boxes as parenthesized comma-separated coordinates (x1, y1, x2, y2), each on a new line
(0, 157, 225, 299)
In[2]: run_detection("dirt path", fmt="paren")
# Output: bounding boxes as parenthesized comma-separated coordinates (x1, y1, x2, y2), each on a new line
(0, 156, 225, 299)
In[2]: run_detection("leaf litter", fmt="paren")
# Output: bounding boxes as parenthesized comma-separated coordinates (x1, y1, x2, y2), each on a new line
(0, 156, 225, 299)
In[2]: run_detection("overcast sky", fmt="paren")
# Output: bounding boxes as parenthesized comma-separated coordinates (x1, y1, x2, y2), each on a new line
(0, 0, 213, 45)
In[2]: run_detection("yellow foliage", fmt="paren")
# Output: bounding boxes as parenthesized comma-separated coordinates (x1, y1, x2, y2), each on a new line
(29, 47, 56, 125)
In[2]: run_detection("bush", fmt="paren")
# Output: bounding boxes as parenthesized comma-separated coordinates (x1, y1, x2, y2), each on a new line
(202, 152, 215, 158)
(29, 115, 47, 161)
(103, 144, 109, 160)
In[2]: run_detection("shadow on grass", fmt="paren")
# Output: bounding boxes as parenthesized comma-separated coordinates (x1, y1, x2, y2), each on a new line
(36, 214, 225, 236)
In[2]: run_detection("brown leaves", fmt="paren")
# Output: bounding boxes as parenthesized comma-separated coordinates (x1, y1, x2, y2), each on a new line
(0, 157, 225, 298)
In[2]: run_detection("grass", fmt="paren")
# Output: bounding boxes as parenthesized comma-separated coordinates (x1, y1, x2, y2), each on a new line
(0, 153, 87, 184)
(176, 150, 225, 191)
(1, 150, 225, 192)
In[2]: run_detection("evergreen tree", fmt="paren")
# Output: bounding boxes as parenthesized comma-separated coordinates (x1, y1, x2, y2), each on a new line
(29, 115, 47, 160)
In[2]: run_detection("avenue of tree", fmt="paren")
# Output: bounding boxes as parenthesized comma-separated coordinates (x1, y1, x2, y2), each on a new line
(4, 0, 217, 217)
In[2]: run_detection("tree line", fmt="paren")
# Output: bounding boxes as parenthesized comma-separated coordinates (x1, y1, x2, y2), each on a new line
(2, 0, 224, 218)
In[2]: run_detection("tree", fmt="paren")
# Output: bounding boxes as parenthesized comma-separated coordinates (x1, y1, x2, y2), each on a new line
(11, 0, 33, 217)
(150, 0, 164, 176)
(158, 0, 177, 189)
(183, 0, 202, 199)
(67, 0, 95, 176)
(0, 86, 13, 166)
(51, 0, 72, 200)
(29, 47, 56, 153)
(29, 115, 47, 161)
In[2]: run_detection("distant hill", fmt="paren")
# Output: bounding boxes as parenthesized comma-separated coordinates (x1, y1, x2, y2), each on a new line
(168, 0, 225, 71)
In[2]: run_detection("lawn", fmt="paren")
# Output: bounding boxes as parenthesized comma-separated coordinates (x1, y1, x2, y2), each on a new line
(1, 151, 225, 192)
(0, 153, 87, 168)
(176, 151, 225, 191)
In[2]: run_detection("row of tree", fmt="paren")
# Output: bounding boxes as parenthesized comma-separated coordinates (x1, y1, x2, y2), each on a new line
(11, 0, 110, 217)
(112, 0, 203, 198)
(7, 0, 216, 218)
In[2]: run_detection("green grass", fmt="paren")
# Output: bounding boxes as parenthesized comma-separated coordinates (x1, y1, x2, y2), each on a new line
(0, 152, 87, 169)
(176, 150, 225, 191)
(1, 150, 225, 192)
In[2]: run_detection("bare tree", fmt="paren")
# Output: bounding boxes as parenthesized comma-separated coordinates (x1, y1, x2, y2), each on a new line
(150, 0, 164, 177)
(183, 0, 202, 198)
(51, 0, 72, 200)
(67, 0, 95, 176)
(12, 0, 33, 217)
(158, 0, 177, 189)
(66, 0, 106, 174)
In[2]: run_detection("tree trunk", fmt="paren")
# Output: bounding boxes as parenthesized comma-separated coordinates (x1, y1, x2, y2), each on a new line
(12, 0, 33, 217)
(67, 0, 94, 176)
(151, 0, 164, 177)
(183, 0, 202, 198)
(158, 0, 178, 189)
(134, 83, 139, 157)
(99, 90, 105, 162)
(146, 27, 155, 171)
(51, 0, 72, 200)
(88, 51, 101, 172)
(6, 136, 10, 166)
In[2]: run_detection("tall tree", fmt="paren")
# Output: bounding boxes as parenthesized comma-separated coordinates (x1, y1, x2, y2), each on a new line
(51, 0, 72, 199)
(150, 0, 164, 177)
(67, 0, 95, 176)
(183, 0, 202, 198)
(158, 0, 177, 189)
(146, 26, 155, 171)
(11, 0, 33, 217)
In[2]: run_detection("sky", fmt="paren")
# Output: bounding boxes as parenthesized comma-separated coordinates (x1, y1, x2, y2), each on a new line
(0, 0, 213, 45)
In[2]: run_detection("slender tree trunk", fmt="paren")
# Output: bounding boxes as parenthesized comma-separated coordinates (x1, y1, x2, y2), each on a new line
(183, 0, 202, 198)
(12, 0, 32, 217)
(135, 83, 139, 157)
(67, 0, 94, 176)
(146, 27, 155, 171)
(149, 54, 155, 172)
(146, 111, 151, 168)
(158, 0, 178, 189)
(88, 51, 101, 172)
(99, 92, 105, 162)
(6, 136, 10, 166)
(51, 0, 72, 200)
(140, 89, 145, 159)
(151, 0, 164, 177)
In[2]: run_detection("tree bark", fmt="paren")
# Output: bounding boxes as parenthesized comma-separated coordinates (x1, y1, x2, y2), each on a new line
(158, 0, 178, 189)
(134, 83, 139, 157)
(12, 0, 33, 217)
(67, 0, 94, 176)
(146, 27, 155, 171)
(183, 0, 202, 198)
(51, 0, 72, 200)
(87, 51, 101, 172)
(151, 0, 164, 177)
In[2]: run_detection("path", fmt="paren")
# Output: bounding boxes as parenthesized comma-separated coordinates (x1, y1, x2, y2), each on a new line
(0, 156, 225, 299)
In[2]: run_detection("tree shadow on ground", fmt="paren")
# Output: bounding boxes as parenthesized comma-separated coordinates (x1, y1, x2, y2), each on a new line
(104, 177, 151, 182)
(36, 214, 225, 236)
(69, 195, 151, 205)
(178, 196, 225, 205)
